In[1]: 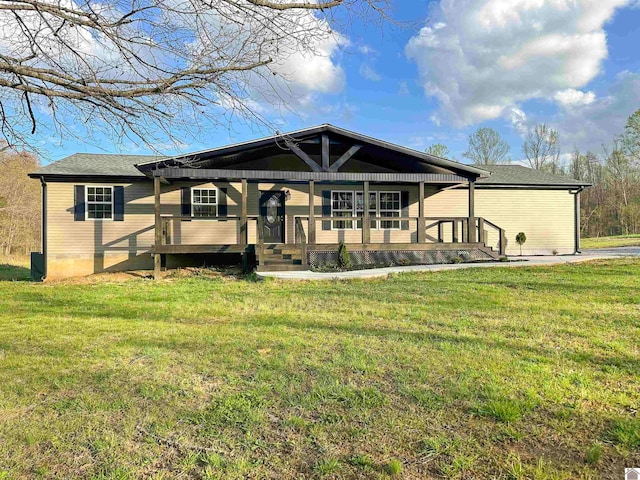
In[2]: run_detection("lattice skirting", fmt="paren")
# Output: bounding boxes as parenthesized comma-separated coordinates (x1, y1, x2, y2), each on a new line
(308, 249, 494, 268)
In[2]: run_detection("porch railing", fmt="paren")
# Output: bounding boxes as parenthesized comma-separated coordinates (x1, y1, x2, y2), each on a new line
(157, 214, 505, 256)
(294, 217, 308, 266)
(159, 215, 257, 246)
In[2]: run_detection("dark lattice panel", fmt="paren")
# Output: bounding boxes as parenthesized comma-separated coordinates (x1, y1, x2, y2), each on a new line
(309, 249, 493, 268)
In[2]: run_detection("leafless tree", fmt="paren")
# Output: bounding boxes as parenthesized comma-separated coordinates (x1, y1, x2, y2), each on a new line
(0, 151, 40, 255)
(462, 127, 510, 165)
(523, 123, 560, 171)
(425, 143, 450, 158)
(0, 0, 388, 151)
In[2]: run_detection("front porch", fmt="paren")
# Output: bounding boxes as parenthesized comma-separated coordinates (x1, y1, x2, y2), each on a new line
(149, 176, 506, 275)
(141, 125, 506, 276)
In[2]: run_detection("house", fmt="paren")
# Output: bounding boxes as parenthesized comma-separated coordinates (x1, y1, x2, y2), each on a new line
(29, 125, 589, 279)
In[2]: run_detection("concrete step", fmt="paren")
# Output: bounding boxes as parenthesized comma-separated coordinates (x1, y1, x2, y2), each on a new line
(262, 258, 303, 266)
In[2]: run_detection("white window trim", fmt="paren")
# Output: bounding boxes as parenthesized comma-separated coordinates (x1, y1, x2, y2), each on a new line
(330, 190, 356, 230)
(330, 190, 402, 231)
(191, 186, 218, 218)
(85, 185, 114, 221)
(378, 191, 402, 231)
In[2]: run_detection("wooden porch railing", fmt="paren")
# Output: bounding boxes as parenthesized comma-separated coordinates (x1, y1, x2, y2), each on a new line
(158, 214, 505, 256)
(294, 217, 308, 266)
(159, 215, 258, 246)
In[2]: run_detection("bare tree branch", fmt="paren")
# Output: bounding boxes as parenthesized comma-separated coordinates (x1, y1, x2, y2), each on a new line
(0, 0, 389, 151)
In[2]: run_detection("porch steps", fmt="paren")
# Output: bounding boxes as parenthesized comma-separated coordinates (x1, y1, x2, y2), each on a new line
(257, 245, 310, 272)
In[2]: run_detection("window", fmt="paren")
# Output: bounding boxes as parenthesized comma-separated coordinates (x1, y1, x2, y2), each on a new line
(86, 186, 113, 219)
(356, 191, 378, 229)
(331, 191, 354, 229)
(331, 190, 401, 230)
(192, 188, 217, 217)
(379, 192, 401, 229)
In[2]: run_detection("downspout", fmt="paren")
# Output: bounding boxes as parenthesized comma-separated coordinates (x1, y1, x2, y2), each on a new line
(40, 176, 47, 280)
(572, 187, 584, 254)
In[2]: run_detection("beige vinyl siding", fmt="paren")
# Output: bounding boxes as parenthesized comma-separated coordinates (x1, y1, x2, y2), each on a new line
(44, 179, 576, 277)
(426, 187, 575, 255)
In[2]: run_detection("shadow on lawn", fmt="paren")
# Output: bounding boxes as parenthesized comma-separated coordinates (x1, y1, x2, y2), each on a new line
(0, 264, 31, 281)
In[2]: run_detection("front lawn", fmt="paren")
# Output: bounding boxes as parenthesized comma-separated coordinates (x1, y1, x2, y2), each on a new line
(582, 234, 640, 249)
(0, 260, 638, 479)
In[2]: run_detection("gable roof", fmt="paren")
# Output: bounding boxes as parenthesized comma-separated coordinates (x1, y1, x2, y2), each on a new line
(29, 129, 589, 189)
(478, 165, 589, 187)
(134, 124, 489, 178)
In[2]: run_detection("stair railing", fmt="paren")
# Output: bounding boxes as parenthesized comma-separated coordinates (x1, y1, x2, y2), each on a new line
(294, 217, 308, 267)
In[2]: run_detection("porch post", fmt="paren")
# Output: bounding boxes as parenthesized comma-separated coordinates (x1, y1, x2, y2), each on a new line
(418, 181, 426, 243)
(363, 181, 370, 244)
(153, 176, 161, 279)
(240, 178, 248, 245)
(308, 180, 316, 244)
(468, 180, 476, 243)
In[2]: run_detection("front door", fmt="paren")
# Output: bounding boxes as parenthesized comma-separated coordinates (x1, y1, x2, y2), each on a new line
(259, 191, 285, 243)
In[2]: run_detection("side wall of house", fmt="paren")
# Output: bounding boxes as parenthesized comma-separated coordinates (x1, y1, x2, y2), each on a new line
(44, 180, 576, 277)
(426, 186, 576, 256)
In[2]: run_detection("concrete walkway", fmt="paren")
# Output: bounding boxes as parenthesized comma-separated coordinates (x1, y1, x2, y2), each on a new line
(257, 247, 640, 281)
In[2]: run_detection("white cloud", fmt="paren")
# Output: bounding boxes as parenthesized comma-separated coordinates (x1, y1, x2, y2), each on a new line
(359, 63, 382, 82)
(555, 71, 640, 152)
(405, 0, 631, 126)
(554, 88, 596, 107)
(509, 107, 530, 136)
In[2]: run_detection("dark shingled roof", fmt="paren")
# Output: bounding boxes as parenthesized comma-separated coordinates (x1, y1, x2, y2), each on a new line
(478, 164, 587, 186)
(31, 154, 588, 187)
(31, 153, 159, 177)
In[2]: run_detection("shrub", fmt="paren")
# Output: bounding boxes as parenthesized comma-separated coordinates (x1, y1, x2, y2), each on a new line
(337, 242, 351, 270)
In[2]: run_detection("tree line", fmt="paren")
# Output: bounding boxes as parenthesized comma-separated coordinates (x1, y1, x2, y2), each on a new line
(426, 109, 640, 238)
(0, 152, 41, 256)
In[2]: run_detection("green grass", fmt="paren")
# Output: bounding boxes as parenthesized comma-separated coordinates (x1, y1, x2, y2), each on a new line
(0, 259, 639, 479)
(582, 234, 640, 249)
(0, 255, 30, 281)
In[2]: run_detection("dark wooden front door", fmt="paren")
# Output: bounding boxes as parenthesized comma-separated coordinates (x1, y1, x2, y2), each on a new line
(259, 191, 285, 244)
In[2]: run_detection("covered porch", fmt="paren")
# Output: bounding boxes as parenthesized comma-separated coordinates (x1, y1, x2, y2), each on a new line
(149, 171, 505, 276)
(138, 125, 506, 276)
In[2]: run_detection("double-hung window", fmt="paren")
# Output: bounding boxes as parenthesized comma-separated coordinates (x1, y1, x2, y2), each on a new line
(192, 188, 218, 217)
(331, 190, 401, 230)
(331, 191, 355, 229)
(86, 186, 113, 219)
(379, 192, 401, 229)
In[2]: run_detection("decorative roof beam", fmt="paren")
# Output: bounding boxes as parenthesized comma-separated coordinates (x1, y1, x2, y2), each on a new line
(284, 139, 321, 172)
(329, 144, 361, 172)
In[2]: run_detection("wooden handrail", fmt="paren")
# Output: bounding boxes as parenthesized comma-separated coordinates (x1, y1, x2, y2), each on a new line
(294, 217, 307, 245)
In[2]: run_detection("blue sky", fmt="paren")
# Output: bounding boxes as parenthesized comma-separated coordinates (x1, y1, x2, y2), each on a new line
(45, 0, 640, 165)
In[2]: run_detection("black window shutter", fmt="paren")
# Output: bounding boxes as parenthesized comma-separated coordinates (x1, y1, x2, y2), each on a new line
(218, 188, 228, 217)
(322, 190, 331, 230)
(74, 185, 85, 221)
(181, 186, 191, 220)
(401, 191, 410, 230)
(113, 186, 124, 221)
